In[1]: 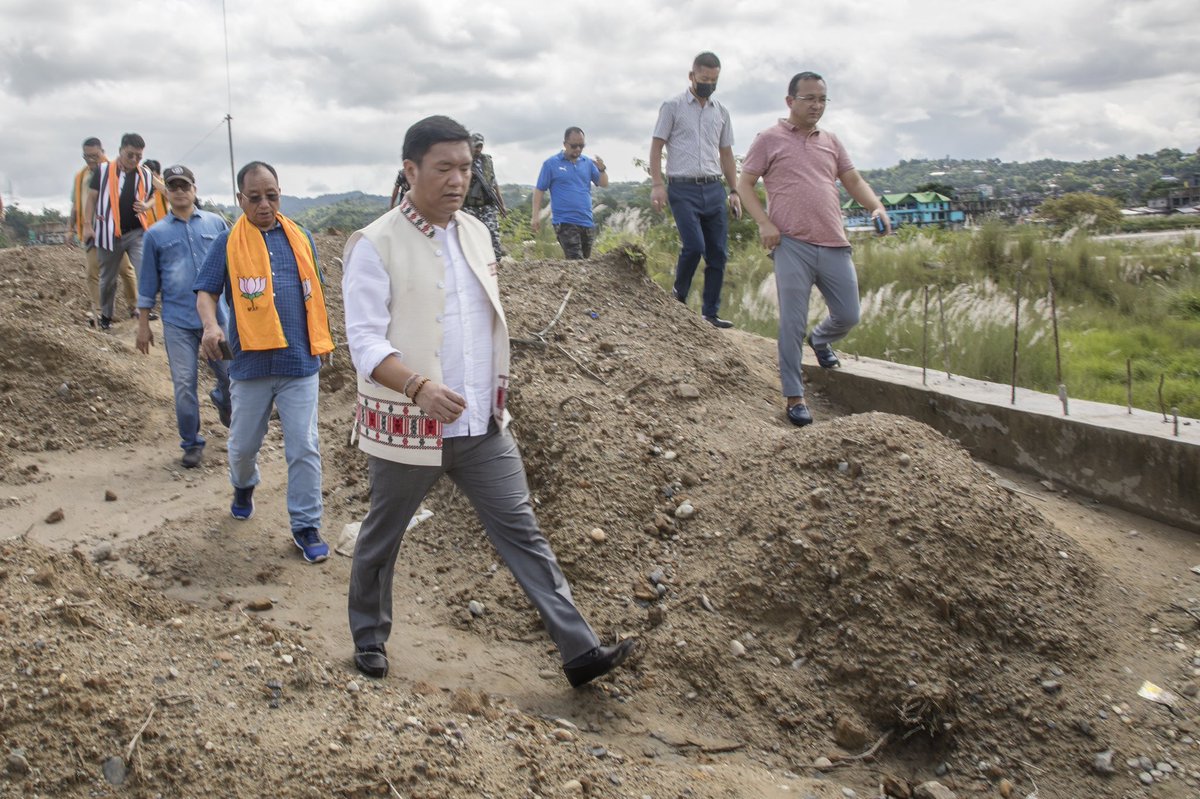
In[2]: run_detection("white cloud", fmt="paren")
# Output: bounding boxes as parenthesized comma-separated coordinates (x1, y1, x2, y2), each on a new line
(2, 0, 1197, 211)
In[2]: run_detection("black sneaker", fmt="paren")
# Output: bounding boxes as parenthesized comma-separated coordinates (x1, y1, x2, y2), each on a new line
(181, 446, 204, 468)
(99, 315, 113, 331)
(807, 337, 840, 368)
(703, 315, 734, 329)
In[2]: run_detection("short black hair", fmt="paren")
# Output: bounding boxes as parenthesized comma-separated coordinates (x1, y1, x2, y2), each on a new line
(402, 115, 470, 165)
(693, 51, 720, 70)
(82, 137, 102, 148)
(237, 161, 278, 191)
(788, 71, 825, 97)
(143, 159, 161, 174)
(120, 133, 145, 150)
(563, 126, 585, 142)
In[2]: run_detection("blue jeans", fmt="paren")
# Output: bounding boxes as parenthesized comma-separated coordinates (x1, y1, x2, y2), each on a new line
(162, 322, 231, 451)
(667, 181, 728, 317)
(228, 373, 322, 532)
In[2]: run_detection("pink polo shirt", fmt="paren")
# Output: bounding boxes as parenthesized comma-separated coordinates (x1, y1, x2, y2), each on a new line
(741, 119, 854, 247)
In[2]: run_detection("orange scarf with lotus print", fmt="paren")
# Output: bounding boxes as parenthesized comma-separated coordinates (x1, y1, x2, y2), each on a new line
(225, 214, 334, 354)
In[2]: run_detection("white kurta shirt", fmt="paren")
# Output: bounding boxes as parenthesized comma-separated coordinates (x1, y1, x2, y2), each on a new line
(343, 220, 494, 439)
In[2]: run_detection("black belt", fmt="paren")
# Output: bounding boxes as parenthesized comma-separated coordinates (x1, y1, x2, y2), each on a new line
(666, 175, 723, 184)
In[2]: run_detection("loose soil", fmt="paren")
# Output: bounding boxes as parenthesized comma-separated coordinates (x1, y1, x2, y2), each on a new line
(1, 240, 1197, 798)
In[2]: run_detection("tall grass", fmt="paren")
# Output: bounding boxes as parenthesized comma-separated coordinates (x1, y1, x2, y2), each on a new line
(504, 214, 1200, 418)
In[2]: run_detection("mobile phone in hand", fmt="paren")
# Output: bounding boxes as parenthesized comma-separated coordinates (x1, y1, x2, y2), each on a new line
(218, 340, 233, 360)
(874, 216, 888, 235)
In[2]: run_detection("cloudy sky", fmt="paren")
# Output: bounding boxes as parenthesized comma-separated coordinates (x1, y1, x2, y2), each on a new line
(3, 0, 1197, 212)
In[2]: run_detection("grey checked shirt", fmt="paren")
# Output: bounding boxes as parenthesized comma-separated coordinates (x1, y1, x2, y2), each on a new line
(652, 89, 734, 179)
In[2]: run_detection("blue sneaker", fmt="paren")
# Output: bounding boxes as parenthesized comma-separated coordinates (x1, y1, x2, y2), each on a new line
(231, 486, 255, 520)
(292, 527, 329, 564)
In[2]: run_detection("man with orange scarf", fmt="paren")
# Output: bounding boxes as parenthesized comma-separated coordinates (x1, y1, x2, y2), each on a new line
(82, 133, 156, 330)
(195, 161, 335, 564)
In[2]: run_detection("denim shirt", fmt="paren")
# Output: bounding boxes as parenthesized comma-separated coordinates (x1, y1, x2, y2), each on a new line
(139, 208, 230, 329)
(193, 222, 322, 381)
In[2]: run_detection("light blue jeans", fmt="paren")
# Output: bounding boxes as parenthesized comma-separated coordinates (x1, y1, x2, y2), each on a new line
(161, 322, 231, 451)
(228, 373, 322, 532)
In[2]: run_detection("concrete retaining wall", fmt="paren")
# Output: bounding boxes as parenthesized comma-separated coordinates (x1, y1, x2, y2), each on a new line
(803, 358, 1200, 532)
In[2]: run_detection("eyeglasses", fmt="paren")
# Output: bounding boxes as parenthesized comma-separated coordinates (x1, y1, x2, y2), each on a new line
(166, 182, 193, 192)
(791, 95, 830, 105)
(565, 142, 585, 150)
(242, 193, 280, 204)
(83, 153, 102, 163)
(121, 150, 144, 161)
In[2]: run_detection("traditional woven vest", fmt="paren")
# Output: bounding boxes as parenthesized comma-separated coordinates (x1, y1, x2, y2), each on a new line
(346, 201, 509, 466)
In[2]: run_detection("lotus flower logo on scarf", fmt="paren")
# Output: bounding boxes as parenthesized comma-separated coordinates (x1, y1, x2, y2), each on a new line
(239, 276, 267, 310)
(302, 278, 312, 303)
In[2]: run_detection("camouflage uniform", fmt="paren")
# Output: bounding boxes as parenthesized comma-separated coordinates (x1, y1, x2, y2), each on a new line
(464, 153, 503, 260)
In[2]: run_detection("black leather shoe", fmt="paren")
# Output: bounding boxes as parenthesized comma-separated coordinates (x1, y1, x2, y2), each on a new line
(807, 336, 840, 368)
(703, 315, 734, 329)
(563, 638, 638, 688)
(787, 403, 813, 427)
(354, 644, 388, 679)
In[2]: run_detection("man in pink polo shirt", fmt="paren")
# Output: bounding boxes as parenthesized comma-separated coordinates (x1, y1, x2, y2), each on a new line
(737, 70, 890, 427)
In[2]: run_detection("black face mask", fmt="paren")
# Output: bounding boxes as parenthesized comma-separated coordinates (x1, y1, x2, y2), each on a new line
(694, 82, 716, 98)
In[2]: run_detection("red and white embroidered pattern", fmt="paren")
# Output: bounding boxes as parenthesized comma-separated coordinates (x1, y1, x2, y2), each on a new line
(398, 196, 435, 239)
(356, 393, 443, 450)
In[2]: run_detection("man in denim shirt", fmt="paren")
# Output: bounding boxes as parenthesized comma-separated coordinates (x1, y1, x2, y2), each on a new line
(194, 161, 334, 564)
(137, 164, 232, 468)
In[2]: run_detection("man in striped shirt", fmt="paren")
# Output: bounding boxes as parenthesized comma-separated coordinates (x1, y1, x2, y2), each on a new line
(69, 137, 138, 326)
(649, 51, 742, 329)
(82, 133, 156, 330)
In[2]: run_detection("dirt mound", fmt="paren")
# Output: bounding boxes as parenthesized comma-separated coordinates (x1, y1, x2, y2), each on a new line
(0, 246, 169, 483)
(1, 239, 1193, 798)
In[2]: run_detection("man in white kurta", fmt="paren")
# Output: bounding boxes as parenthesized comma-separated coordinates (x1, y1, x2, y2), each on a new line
(341, 115, 637, 687)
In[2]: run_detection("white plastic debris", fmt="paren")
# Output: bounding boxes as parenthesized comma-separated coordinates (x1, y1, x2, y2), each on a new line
(335, 507, 433, 556)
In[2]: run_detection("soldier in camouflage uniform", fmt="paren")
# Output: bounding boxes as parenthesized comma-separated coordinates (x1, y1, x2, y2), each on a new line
(462, 132, 506, 260)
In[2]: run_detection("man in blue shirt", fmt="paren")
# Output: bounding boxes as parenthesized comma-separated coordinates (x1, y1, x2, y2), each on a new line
(531, 127, 608, 260)
(194, 161, 335, 565)
(136, 164, 231, 469)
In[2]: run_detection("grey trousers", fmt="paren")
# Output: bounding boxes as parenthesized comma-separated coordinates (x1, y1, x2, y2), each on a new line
(97, 228, 144, 320)
(773, 236, 860, 398)
(348, 425, 600, 664)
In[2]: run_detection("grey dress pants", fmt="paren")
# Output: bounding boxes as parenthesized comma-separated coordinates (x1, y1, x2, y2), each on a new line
(348, 424, 600, 664)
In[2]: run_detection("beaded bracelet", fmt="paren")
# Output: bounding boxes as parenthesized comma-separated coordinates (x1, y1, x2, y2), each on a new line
(410, 377, 431, 402)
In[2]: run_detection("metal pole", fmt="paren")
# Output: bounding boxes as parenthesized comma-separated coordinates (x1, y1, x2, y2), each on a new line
(938, 286, 951, 379)
(1126, 358, 1133, 414)
(226, 115, 237, 209)
(922, 285, 929, 386)
(1047, 261, 1067, 415)
(1158, 374, 1167, 421)
(1010, 272, 1022, 405)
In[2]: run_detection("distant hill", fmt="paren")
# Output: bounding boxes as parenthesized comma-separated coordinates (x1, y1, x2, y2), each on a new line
(856, 147, 1200, 204)
(201, 146, 1200, 228)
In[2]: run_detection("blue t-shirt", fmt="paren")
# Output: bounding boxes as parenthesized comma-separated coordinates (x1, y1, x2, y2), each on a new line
(535, 152, 602, 227)
(193, 223, 322, 381)
(139, 209, 230, 329)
